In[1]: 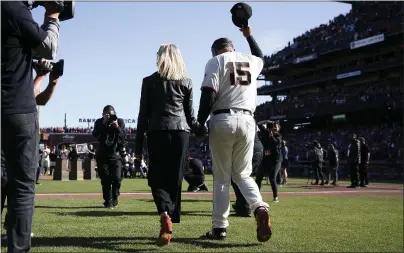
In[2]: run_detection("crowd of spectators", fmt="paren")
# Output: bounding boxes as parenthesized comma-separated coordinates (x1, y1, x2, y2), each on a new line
(254, 77, 403, 121)
(263, 2, 404, 67)
(284, 123, 402, 162)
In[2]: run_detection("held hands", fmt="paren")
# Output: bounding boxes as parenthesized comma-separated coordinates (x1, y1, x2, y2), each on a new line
(192, 122, 208, 137)
(240, 25, 252, 38)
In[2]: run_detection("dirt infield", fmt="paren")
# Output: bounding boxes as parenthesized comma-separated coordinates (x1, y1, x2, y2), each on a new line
(35, 184, 403, 199)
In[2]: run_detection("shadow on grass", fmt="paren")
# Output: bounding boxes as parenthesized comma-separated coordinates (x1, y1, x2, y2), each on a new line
(31, 236, 156, 252)
(53, 210, 212, 217)
(31, 235, 260, 251)
(35, 205, 101, 209)
(136, 198, 213, 203)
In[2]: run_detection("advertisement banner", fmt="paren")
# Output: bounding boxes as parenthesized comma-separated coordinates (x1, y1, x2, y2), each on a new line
(336, 70, 361, 80)
(267, 64, 280, 70)
(78, 118, 136, 124)
(350, 34, 384, 50)
(293, 53, 317, 64)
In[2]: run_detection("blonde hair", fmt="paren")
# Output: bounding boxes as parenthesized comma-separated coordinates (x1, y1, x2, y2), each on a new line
(156, 44, 187, 80)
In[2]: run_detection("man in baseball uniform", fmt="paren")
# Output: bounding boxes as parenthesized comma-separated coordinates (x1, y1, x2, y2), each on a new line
(195, 26, 271, 242)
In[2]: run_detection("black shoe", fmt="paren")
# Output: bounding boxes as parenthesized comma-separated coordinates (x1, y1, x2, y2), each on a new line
(204, 228, 226, 240)
(104, 201, 114, 209)
(199, 184, 209, 192)
(112, 198, 119, 208)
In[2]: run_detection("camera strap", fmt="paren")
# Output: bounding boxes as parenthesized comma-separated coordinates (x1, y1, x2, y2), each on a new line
(105, 133, 116, 147)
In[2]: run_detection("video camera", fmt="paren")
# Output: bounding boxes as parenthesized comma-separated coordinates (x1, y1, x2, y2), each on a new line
(33, 59, 64, 77)
(32, 1, 75, 21)
(261, 121, 278, 132)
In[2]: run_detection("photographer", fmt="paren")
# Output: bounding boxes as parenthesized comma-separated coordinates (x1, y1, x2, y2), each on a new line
(184, 157, 209, 192)
(310, 141, 325, 185)
(2, 58, 62, 244)
(2, 1, 62, 250)
(327, 143, 339, 186)
(255, 120, 282, 203)
(92, 105, 126, 209)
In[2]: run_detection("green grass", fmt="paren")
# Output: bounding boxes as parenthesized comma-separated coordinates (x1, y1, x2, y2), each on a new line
(2, 195, 403, 252)
(34, 175, 403, 194)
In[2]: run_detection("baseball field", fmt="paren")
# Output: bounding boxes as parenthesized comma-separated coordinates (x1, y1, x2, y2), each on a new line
(2, 176, 403, 252)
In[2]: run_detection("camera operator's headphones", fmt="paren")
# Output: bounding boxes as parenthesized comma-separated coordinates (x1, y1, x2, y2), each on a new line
(30, 1, 75, 21)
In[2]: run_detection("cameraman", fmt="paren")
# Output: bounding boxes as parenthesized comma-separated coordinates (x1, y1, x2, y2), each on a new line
(92, 106, 126, 209)
(2, 59, 62, 244)
(2, 1, 61, 251)
(255, 120, 282, 203)
(310, 141, 325, 185)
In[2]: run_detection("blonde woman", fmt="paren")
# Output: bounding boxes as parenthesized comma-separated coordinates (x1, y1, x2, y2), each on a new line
(135, 44, 201, 246)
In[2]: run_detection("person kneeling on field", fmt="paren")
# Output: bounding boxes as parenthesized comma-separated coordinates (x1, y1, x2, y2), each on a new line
(184, 157, 209, 192)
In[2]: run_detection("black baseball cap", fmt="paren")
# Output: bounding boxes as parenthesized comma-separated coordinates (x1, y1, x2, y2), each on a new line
(230, 2, 252, 28)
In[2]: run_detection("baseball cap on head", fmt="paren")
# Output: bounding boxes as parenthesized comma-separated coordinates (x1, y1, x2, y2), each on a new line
(230, 2, 252, 28)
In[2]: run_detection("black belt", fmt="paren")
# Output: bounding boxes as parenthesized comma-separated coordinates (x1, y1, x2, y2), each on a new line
(213, 109, 252, 116)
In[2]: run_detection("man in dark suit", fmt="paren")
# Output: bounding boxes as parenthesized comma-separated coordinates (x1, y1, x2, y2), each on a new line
(347, 134, 361, 188)
(359, 137, 370, 187)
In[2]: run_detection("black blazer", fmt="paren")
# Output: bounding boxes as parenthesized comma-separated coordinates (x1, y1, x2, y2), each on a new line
(135, 72, 196, 155)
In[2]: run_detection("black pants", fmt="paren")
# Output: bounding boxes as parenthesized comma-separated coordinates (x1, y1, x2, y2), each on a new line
(231, 150, 263, 212)
(327, 165, 339, 184)
(184, 173, 204, 190)
(359, 163, 368, 185)
(36, 166, 41, 183)
(256, 159, 282, 198)
(349, 161, 360, 186)
(313, 163, 325, 184)
(147, 130, 189, 223)
(97, 158, 123, 204)
(2, 157, 8, 228)
(2, 112, 39, 252)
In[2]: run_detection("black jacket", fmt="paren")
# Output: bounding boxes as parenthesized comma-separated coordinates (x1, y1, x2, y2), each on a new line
(92, 118, 126, 160)
(259, 129, 282, 164)
(311, 145, 324, 165)
(348, 139, 361, 164)
(254, 131, 264, 154)
(328, 147, 339, 166)
(135, 72, 197, 155)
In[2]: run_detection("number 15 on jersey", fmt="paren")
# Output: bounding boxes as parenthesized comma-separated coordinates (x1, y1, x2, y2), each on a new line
(227, 62, 251, 86)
